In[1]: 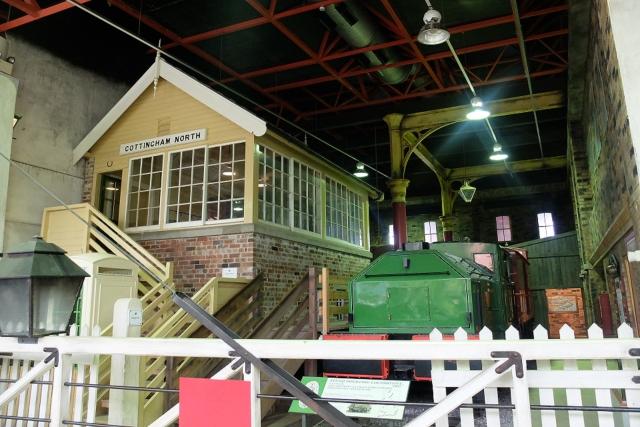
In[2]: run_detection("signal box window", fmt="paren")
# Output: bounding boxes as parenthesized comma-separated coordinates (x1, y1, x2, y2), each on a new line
(496, 215, 512, 242)
(424, 221, 438, 243)
(537, 212, 555, 238)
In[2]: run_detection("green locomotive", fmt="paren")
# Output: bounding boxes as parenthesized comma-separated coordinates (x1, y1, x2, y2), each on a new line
(348, 242, 532, 337)
(323, 242, 532, 380)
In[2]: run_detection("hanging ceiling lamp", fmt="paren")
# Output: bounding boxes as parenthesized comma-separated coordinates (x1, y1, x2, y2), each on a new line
(489, 143, 508, 161)
(466, 97, 490, 120)
(417, 1, 450, 46)
(459, 180, 476, 203)
(353, 162, 369, 178)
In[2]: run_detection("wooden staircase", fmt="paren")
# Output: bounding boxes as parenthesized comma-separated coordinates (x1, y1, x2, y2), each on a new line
(41, 203, 320, 423)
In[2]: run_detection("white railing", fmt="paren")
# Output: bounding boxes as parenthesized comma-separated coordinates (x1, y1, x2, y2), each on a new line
(0, 323, 639, 426)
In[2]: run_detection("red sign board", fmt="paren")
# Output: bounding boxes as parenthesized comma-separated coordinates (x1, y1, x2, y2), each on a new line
(179, 378, 251, 426)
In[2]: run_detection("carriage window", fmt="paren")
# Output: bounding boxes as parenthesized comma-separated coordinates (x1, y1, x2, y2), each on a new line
(537, 212, 555, 238)
(496, 215, 512, 242)
(474, 253, 494, 271)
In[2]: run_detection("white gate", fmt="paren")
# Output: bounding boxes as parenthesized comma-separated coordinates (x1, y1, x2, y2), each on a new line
(0, 322, 638, 426)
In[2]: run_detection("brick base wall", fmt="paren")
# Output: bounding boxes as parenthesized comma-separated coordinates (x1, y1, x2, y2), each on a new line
(253, 233, 370, 310)
(81, 157, 95, 203)
(138, 232, 370, 312)
(139, 233, 256, 294)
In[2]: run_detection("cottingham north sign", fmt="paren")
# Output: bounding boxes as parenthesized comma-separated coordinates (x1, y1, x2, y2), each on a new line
(119, 129, 207, 155)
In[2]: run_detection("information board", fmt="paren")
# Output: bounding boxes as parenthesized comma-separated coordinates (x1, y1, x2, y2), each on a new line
(289, 377, 410, 420)
(548, 295, 578, 313)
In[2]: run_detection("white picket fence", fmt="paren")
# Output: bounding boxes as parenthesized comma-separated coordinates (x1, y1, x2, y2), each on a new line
(427, 323, 639, 427)
(0, 325, 101, 426)
(0, 323, 638, 426)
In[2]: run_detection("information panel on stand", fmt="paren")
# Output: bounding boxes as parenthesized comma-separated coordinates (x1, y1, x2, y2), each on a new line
(289, 377, 410, 420)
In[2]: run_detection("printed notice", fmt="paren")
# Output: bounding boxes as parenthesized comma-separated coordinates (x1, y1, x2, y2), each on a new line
(289, 377, 410, 420)
(548, 295, 578, 313)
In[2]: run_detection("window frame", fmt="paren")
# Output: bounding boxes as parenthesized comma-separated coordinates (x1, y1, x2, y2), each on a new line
(325, 177, 365, 247)
(203, 140, 246, 226)
(164, 146, 207, 229)
(537, 212, 555, 238)
(124, 153, 165, 232)
(496, 215, 512, 242)
(257, 145, 323, 236)
(424, 221, 438, 243)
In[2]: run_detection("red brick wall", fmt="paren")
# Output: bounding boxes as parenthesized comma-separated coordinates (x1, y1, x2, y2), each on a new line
(139, 233, 256, 294)
(546, 288, 587, 338)
(253, 233, 370, 310)
(81, 157, 95, 203)
(138, 232, 370, 311)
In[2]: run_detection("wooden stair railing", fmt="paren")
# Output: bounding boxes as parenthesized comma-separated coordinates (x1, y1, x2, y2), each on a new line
(42, 203, 172, 295)
(318, 268, 351, 334)
(145, 272, 315, 424)
(140, 274, 264, 423)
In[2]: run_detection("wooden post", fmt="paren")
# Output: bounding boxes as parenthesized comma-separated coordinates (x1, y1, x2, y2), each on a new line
(164, 357, 175, 413)
(108, 298, 143, 426)
(321, 267, 329, 336)
(305, 268, 318, 376)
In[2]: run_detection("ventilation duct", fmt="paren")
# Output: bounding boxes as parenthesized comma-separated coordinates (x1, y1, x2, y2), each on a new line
(317, 1, 418, 85)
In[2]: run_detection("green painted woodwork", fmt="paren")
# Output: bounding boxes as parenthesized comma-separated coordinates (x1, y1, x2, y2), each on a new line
(348, 242, 530, 337)
(349, 248, 493, 335)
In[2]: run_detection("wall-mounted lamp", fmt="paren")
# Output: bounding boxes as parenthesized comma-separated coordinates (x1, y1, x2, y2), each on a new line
(12, 115, 21, 129)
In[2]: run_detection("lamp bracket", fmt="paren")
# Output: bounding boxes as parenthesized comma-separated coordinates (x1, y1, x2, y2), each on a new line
(43, 347, 59, 367)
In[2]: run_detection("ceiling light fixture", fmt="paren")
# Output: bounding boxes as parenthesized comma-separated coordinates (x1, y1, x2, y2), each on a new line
(353, 162, 369, 178)
(459, 180, 476, 203)
(417, 1, 450, 46)
(466, 97, 490, 120)
(222, 170, 235, 177)
(489, 143, 508, 161)
(104, 186, 119, 192)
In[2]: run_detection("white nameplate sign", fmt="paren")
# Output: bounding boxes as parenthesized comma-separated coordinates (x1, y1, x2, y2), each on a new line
(222, 267, 238, 278)
(119, 128, 207, 155)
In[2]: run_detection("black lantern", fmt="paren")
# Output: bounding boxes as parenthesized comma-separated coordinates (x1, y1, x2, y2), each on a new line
(0, 236, 88, 340)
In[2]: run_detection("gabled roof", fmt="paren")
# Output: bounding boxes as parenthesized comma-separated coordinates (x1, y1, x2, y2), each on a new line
(72, 59, 267, 164)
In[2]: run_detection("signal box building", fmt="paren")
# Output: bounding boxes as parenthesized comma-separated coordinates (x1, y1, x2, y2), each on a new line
(69, 59, 374, 309)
